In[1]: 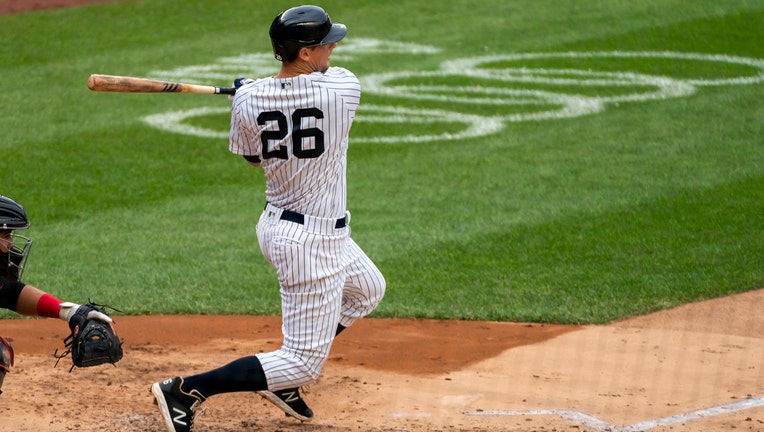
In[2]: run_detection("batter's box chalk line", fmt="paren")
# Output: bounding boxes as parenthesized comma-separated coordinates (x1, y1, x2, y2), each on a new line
(464, 394, 764, 432)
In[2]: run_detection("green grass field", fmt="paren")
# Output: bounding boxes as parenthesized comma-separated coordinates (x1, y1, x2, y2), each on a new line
(1, 0, 762, 324)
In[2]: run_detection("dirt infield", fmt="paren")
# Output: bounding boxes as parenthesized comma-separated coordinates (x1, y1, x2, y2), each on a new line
(2, 289, 763, 432)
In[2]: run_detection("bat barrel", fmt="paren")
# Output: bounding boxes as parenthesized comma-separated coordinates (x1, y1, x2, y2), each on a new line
(88, 74, 235, 95)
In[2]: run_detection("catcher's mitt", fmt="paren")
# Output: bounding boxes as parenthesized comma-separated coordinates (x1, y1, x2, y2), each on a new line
(56, 303, 123, 370)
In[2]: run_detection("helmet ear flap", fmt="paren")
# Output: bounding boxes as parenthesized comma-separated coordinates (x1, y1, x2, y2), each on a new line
(271, 40, 284, 61)
(271, 40, 301, 63)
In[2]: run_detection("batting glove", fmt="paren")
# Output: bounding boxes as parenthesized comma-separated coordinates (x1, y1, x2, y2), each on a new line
(229, 77, 254, 102)
(59, 302, 113, 324)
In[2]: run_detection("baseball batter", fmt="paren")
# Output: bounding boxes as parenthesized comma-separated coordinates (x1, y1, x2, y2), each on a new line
(151, 6, 386, 432)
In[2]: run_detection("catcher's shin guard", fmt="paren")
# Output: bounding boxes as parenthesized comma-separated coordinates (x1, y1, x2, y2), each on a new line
(0, 336, 14, 395)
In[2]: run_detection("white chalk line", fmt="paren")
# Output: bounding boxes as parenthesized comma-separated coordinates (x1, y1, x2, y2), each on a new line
(142, 47, 764, 143)
(463, 394, 764, 431)
(142, 104, 507, 144)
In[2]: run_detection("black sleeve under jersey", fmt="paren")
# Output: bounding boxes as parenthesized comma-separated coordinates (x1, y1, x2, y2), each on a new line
(0, 276, 25, 311)
(243, 154, 261, 164)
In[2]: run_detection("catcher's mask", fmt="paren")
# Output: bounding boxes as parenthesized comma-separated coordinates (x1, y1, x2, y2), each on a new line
(1, 232, 33, 281)
(0, 336, 14, 395)
(0, 195, 33, 281)
(269, 5, 347, 62)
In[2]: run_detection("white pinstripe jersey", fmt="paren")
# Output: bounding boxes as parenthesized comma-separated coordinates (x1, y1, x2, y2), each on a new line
(229, 67, 361, 219)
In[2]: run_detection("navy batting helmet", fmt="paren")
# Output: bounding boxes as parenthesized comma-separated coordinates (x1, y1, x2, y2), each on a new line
(269, 5, 347, 62)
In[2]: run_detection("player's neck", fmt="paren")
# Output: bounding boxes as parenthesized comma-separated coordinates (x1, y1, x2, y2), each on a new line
(276, 61, 324, 78)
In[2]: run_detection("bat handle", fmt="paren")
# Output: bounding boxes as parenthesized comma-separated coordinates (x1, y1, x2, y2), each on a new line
(216, 87, 236, 95)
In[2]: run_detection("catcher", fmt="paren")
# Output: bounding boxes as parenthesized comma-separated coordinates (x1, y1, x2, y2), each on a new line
(0, 194, 122, 394)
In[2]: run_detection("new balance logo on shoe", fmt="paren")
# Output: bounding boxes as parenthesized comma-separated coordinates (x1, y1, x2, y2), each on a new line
(172, 407, 188, 426)
(281, 390, 299, 403)
(151, 377, 205, 432)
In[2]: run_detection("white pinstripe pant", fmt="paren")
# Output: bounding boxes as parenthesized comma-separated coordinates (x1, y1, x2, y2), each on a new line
(255, 204, 385, 390)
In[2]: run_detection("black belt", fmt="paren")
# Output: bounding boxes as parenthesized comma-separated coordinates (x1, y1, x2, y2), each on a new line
(274, 207, 346, 229)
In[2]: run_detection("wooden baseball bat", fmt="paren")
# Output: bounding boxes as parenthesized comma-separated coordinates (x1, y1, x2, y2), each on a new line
(87, 74, 236, 95)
